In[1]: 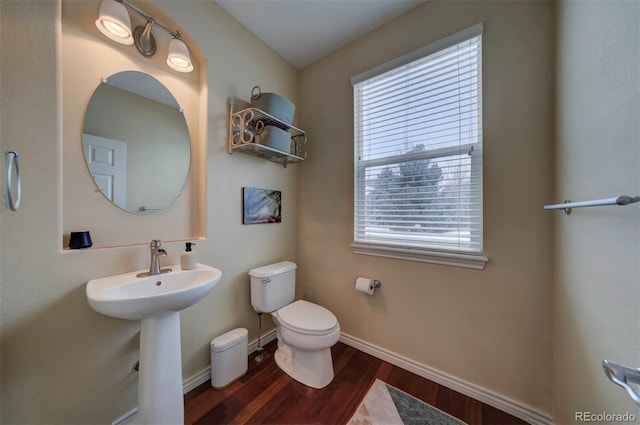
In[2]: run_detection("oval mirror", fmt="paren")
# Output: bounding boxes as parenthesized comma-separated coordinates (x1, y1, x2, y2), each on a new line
(82, 71, 191, 214)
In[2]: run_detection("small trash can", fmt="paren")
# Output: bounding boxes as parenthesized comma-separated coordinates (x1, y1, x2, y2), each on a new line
(210, 328, 248, 389)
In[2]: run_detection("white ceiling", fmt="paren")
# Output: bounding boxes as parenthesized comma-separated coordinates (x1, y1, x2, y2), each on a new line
(215, 0, 426, 69)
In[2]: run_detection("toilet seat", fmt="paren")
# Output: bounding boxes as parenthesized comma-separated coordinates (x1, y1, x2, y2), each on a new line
(277, 300, 338, 336)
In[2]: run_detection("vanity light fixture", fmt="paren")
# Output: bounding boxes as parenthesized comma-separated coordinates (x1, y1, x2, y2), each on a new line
(95, 0, 193, 73)
(95, 0, 133, 45)
(134, 18, 156, 57)
(167, 34, 194, 73)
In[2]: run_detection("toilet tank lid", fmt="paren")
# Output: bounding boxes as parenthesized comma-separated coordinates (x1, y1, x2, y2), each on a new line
(248, 261, 297, 278)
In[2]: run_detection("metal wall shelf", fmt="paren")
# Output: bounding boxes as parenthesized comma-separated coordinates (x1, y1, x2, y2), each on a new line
(227, 98, 307, 167)
(544, 195, 640, 215)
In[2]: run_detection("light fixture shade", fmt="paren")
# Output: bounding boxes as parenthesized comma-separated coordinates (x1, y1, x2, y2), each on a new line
(95, 0, 133, 45)
(166, 38, 194, 73)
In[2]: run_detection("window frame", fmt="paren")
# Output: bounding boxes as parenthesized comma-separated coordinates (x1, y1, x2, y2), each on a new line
(350, 23, 487, 270)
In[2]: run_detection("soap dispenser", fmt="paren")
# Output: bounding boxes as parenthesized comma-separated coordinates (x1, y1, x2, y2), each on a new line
(181, 242, 197, 270)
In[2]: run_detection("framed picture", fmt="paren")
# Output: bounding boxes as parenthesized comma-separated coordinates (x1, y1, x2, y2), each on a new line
(242, 187, 282, 224)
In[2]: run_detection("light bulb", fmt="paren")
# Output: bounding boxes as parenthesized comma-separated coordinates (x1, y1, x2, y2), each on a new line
(102, 20, 129, 39)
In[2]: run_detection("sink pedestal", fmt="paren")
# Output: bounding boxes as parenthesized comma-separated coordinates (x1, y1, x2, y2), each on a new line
(138, 311, 184, 425)
(86, 263, 222, 425)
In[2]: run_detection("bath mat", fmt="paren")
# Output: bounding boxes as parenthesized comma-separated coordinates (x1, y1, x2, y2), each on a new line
(347, 379, 467, 425)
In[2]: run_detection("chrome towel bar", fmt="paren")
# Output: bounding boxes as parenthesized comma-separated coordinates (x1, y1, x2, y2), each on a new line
(544, 195, 640, 215)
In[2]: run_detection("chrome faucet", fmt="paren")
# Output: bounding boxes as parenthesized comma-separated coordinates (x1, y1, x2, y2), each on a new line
(137, 239, 172, 277)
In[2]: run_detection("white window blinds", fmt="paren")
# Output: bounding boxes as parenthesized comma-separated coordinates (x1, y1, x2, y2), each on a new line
(352, 24, 484, 262)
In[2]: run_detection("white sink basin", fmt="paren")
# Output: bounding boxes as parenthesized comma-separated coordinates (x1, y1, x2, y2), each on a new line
(86, 263, 221, 320)
(86, 262, 222, 425)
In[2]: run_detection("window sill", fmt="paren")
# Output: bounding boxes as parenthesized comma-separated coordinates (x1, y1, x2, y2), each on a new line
(351, 242, 488, 270)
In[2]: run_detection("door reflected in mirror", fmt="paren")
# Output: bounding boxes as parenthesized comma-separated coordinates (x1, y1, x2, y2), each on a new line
(82, 71, 191, 214)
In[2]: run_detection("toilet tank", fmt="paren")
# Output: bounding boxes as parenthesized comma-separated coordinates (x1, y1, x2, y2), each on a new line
(249, 261, 297, 313)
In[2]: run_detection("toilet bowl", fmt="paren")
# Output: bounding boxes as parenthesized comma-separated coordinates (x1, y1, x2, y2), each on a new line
(271, 300, 340, 388)
(248, 261, 341, 389)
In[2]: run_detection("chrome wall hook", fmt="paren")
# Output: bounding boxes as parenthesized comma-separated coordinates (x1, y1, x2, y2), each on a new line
(4, 150, 21, 211)
(602, 359, 640, 406)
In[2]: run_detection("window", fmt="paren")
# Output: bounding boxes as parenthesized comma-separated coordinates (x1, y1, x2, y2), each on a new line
(351, 24, 487, 269)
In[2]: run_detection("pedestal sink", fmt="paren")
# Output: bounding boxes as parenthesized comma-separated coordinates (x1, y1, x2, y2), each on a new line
(86, 263, 222, 425)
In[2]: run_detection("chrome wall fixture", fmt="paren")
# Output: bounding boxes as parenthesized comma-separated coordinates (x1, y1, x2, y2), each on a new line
(95, 0, 193, 73)
(4, 151, 21, 212)
(544, 195, 640, 215)
(603, 360, 640, 406)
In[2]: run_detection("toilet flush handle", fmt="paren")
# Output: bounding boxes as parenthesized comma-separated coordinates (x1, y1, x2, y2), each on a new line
(262, 278, 271, 284)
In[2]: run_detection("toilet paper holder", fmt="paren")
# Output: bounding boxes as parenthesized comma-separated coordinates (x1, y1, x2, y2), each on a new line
(355, 276, 382, 289)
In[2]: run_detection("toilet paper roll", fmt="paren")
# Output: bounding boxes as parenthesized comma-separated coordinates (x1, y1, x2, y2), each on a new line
(355, 277, 375, 295)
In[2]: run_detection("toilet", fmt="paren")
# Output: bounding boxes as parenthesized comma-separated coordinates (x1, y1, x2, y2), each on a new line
(249, 261, 340, 389)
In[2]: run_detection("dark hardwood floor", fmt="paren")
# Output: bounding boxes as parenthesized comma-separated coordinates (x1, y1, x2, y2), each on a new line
(184, 340, 527, 425)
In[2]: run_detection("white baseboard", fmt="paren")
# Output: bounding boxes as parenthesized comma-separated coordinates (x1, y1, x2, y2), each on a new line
(112, 408, 139, 425)
(115, 330, 550, 425)
(113, 330, 277, 425)
(339, 332, 553, 425)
